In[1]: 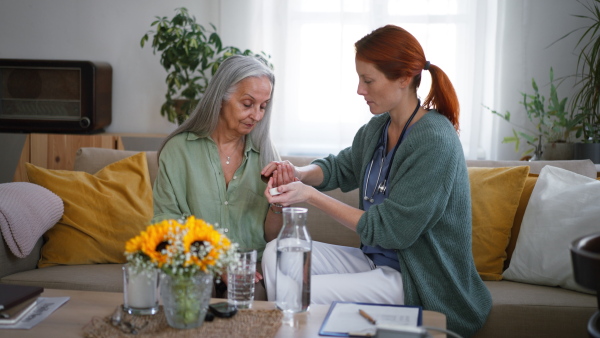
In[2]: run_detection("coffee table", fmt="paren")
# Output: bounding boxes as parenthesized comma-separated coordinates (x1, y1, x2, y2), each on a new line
(0, 289, 446, 337)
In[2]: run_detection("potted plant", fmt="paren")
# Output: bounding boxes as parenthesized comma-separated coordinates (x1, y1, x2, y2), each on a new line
(563, 0, 600, 163)
(141, 7, 273, 124)
(486, 68, 580, 160)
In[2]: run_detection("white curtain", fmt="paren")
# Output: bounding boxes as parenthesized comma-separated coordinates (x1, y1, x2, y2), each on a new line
(220, 0, 499, 159)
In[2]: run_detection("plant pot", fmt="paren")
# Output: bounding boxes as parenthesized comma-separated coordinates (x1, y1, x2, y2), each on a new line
(542, 142, 574, 160)
(160, 272, 213, 329)
(573, 143, 600, 164)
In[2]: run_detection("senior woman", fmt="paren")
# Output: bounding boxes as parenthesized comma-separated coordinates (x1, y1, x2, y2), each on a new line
(152, 55, 284, 298)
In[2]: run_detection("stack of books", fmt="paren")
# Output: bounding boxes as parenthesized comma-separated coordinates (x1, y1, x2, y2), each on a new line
(0, 285, 43, 325)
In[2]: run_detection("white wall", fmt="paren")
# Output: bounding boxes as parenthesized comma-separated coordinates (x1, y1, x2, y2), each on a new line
(0, 0, 589, 160)
(492, 0, 586, 160)
(0, 0, 219, 134)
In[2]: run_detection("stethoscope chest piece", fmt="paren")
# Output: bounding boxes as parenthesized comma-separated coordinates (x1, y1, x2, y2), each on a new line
(377, 182, 386, 194)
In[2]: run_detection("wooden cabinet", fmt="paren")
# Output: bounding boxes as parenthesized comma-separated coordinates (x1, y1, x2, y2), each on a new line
(12, 133, 124, 182)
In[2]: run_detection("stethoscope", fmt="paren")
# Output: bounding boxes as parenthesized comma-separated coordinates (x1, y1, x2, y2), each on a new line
(363, 99, 421, 203)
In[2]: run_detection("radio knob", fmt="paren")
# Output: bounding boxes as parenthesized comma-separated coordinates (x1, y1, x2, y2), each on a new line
(80, 117, 91, 128)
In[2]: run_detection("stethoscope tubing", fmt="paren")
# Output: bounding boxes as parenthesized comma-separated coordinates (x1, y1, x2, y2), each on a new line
(363, 99, 421, 203)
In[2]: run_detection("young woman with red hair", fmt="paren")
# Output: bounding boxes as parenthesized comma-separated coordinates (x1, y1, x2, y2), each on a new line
(261, 25, 491, 337)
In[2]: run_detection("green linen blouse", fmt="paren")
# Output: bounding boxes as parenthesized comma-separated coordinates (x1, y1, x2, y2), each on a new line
(152, 132, 269, 259)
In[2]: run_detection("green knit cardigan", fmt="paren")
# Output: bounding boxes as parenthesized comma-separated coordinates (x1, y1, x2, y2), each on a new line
(313, 110, 492, 337)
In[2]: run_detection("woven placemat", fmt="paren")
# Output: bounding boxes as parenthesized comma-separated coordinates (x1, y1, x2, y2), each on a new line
(83, 306, 283, 338)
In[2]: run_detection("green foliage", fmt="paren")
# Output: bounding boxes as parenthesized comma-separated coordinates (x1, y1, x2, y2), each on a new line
(570, 0, 600, 143)
(141, 7, 273, 124)
(486, 68, 580, 156)
(552, 0, 600, 143)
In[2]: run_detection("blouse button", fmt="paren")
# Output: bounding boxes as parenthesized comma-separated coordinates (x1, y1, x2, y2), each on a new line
(224, 201, 229, 205)
(233, 175, 237, 180)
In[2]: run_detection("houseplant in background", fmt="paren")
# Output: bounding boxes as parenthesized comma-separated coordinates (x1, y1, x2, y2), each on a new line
(562, 0, 600, 163)
(125, 216, 238, 329)
(141, 7, 273, 124)
(486, 68, 580, 160)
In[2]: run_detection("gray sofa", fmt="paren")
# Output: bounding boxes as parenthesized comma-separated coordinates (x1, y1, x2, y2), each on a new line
(0, 147, 597, 337)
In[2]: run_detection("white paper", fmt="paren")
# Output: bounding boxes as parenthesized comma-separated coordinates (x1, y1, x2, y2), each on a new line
(321, 302, 420, 336)
(0, 297, 69, 330)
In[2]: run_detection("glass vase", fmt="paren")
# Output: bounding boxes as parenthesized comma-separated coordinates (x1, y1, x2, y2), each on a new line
(160, 271, 213, 329)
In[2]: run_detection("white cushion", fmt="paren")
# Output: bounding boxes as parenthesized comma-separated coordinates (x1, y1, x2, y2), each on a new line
(503, 166, 600, 294)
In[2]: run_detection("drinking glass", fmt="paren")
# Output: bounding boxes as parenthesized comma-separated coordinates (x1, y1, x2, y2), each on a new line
(227, 248, 257, 309)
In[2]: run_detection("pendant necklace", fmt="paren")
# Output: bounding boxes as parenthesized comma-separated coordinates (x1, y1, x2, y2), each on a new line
(363, 99, 421, 203)
(219, 138, 244, 165)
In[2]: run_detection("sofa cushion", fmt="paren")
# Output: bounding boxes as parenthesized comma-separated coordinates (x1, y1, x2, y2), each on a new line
(75, 147, 159, 185)
(475, 280, 596, 338)
(503, 166, 600, 293)
(504, 174, 538, 269)
(468, 166, 530, 281)
(25, 152, 153, 268)
(0, 264, 124, 292)
(0, 182, 63, 258)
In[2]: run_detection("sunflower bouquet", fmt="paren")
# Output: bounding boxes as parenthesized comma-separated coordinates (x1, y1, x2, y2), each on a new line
(124, 216, 239, 328)
(124, 216, 238, 278)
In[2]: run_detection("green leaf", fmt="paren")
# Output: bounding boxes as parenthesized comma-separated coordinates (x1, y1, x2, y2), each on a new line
(140, 7, 274, 124)
(140, 34, 149, 48)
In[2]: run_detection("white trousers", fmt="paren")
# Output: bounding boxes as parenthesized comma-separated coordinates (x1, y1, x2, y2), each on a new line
(261, 240, 405, 305)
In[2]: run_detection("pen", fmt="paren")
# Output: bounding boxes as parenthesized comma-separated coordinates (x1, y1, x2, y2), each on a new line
(359, 309, 377, 325)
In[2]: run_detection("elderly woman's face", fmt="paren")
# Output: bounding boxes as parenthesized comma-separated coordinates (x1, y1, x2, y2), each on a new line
(220, 76, 272, 136)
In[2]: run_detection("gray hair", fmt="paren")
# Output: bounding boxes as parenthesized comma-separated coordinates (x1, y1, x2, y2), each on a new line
(157, 55, 279, 166)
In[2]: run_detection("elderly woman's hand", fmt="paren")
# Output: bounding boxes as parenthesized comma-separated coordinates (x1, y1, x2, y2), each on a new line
(261, 161, 299, 187)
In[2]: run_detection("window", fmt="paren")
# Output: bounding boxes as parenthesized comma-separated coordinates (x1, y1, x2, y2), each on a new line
(233, 0, 497, 158)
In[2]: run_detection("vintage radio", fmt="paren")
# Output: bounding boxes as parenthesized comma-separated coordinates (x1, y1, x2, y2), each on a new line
(0, 59, 112, 133)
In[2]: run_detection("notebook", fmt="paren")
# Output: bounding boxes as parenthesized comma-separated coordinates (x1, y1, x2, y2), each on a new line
(0, 285, 43, 311)
(0, 298, 38, 324)
(319, 301, 422, 337)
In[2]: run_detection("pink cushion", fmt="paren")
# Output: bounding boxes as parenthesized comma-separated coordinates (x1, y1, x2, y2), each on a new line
(0, 182, 63, 258)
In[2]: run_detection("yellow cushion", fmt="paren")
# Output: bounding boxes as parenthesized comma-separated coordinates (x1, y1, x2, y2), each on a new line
(468, 166, 530, 280)
(504, 174, 538, 270)
(25, 152, 153, 268)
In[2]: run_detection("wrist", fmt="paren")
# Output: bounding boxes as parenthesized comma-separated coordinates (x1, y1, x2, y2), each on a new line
(270, 203, 283, 214)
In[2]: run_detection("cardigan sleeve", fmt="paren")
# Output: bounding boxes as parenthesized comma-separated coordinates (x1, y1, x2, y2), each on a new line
(310, 121, 377, 193)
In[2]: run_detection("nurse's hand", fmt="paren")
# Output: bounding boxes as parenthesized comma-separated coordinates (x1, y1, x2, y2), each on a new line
(265, 178, 315, 207)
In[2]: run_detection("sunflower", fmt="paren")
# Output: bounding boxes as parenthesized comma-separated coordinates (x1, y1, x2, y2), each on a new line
(127, 219, 178, 267)
(182, 216, 232, 270)
(124, 216, 237, 278)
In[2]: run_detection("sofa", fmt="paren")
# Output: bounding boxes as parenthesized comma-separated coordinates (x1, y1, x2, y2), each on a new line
(0, 147, 597, 337)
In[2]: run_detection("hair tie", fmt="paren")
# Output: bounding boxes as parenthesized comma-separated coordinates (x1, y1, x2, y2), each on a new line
(424, 61, 431, 71)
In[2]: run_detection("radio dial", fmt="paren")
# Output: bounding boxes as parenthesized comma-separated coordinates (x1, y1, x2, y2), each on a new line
(80, 117, 91, 128)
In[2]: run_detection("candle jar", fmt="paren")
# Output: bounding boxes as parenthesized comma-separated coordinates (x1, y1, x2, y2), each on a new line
(122, 264, 159, 315)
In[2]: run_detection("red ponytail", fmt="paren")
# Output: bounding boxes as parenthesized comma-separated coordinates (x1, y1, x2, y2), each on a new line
(355, 25, 460, 131)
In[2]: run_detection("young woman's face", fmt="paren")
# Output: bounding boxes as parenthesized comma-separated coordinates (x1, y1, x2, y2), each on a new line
(220, 76, 272, 135)
(355, 59, 404, 115)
